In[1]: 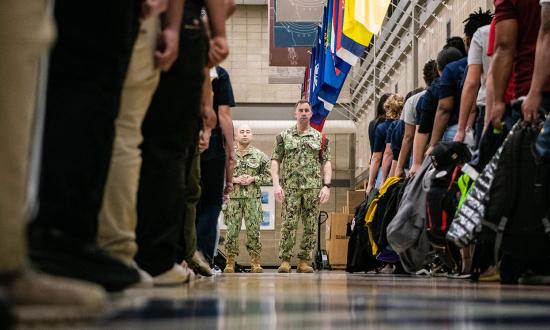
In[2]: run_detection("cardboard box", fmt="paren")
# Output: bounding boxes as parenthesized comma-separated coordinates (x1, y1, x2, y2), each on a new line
(325, 213, 349, 240)
(326, 237, 350, 266)
(325, 212, 351, 266)
(347, 190, 365, 213)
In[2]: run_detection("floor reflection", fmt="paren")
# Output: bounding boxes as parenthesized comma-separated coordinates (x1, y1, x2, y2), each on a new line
(99, 272, 550, 329)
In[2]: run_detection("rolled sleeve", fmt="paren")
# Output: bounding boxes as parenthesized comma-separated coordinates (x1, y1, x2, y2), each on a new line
(271, 135, 284, 162)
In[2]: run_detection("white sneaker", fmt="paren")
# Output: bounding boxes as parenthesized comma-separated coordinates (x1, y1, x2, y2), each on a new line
(153, 264, 190, 286)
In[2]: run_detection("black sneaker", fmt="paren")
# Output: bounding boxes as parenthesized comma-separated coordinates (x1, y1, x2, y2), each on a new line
(28, 229, 139, 292)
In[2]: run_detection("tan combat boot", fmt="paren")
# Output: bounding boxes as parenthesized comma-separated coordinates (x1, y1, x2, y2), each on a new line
(297, 259, 314, 273)
(250, 255, 263, 273)
(224, 255, 236, 273)
(277, 259, 291, 273)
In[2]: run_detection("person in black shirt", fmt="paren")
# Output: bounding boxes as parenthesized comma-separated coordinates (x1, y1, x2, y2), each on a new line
(196, 66, 236, 265)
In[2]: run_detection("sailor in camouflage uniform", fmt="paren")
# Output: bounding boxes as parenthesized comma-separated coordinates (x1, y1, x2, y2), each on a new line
(271, 100, 332, 273)
(223, 124, 271, 273)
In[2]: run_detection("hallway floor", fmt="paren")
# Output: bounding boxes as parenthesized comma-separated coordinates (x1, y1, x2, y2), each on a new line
(23, 271, 550, 329)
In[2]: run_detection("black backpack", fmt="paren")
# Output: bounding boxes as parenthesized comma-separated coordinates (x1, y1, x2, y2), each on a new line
(484, 121, 550, 264)
(346, 191, 383, 273)
(424, 142, 472, 272)
(373, 179, 407, 250)
(425, 142, 472, 246)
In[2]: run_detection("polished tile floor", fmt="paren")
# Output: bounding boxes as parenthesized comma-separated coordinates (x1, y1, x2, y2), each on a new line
(22, 271, 550, 329)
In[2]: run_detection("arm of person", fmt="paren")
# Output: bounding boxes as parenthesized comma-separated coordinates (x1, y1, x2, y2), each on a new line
(366, 152, 382, 193)
(204, 0, 229, 66)
(271, 160, 284, 202)
(199, 68, 216, 153)
(395, 123, 415, 177)
(218, 105, 234, 188)
(455, 65, 482, 142)
(409, 129, 429, 176)
(380, 143, 393, 183)
(428, 97, 454, 150)
(319, 160, 332, 204)
(271, 136, 285, 202)
(155, 0, 185, 71)
(484, 63, 495, 132)
(253, 153, 272, 186)
(225, 0, 236, 17)
(523, 4, 550, 122)
(491, 18, 518, 128)
(142, 0, 169, 18)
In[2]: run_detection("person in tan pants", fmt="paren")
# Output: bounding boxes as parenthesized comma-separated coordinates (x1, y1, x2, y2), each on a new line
(97, 0, 187, 286)
(0, 0, 107, 321)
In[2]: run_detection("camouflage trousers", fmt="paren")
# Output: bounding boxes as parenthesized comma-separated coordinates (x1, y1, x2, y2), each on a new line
(278, 188, 320, 261)
(223, 197, 262, 257)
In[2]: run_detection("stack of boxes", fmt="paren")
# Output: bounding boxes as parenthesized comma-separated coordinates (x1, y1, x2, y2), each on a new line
(325, 190, 366, 268)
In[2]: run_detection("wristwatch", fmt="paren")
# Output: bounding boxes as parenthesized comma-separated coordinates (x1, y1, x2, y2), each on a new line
(323, 183, 331, 188)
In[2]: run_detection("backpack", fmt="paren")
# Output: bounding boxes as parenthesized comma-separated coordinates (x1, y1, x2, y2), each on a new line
(366, 177, 402, 256)
(425, 142, 472, 246)
(346, 191, 383, 273)
(376, 178, 408, 250)
(387, 157, 432, 273)
(484, 121, 550, 264)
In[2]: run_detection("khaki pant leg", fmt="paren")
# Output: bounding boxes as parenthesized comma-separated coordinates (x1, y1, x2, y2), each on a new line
(97, 16, 160, 265)
(0, 0, 54, 274)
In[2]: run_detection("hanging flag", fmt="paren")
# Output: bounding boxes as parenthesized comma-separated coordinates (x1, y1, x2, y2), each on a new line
(318, 0, 350, 105)
(309, 14, 328, 131)
(354, 0, 391, 35)
(336, 0, 372, 66)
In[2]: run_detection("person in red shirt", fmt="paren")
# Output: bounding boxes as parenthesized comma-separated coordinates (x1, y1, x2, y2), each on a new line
(490, 0, 545, 128)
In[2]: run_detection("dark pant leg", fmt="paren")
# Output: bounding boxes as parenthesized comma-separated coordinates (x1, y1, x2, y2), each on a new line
(196, 155, 226, 262)
(177, 150, 201, 263)
(135, 22, 207, 276)
(30, 0, 140, 244)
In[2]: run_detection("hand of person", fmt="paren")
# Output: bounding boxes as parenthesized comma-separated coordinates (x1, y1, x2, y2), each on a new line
(319, 186, 330, 204)
(425, 145, 434, 158)
(208, 36, 229, 66)
(454, 129, 465, 143)
(522, 93, 541, 123)
(240, 175, 255, 186)
(141, 0, 168, 18)
(198, 128, 211, 153)
(394, 167, 405, 178)
(223, 193, 230, 204)
(366, 185, 373, 196)
(408, 163, 420, 177)
(491, 101, 506, 130)
(274, 184, 285, 203)
(155, 28, 179, 71)
(233, 176, 243, 185)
